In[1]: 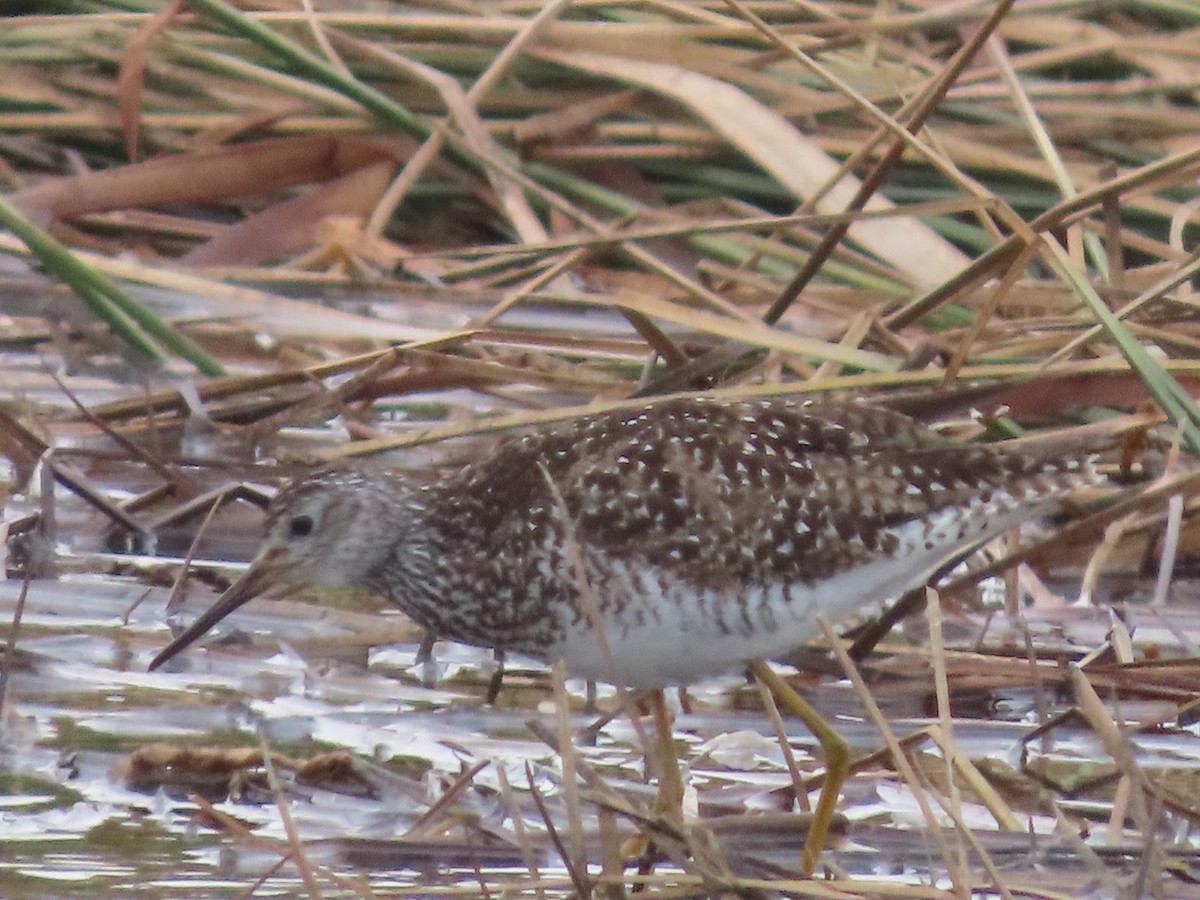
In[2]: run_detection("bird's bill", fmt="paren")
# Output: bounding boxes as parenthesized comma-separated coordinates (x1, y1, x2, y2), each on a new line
(147, 562, 276, 671)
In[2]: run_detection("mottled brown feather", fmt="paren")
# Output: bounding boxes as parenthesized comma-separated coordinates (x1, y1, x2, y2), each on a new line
(206, 396, 1098, 685)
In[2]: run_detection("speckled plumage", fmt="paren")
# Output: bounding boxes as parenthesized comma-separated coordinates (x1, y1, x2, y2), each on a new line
(151, 397, 1098, 685)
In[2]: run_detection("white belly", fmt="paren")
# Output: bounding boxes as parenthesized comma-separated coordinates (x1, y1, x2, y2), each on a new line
(540, 500, 1055, 688)
(544, 550, 935, 688)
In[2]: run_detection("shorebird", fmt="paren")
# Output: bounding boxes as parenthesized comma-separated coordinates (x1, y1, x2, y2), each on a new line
(150, 396, 1098, 871)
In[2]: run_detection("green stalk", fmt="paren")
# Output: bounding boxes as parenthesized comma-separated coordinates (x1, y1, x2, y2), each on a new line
(184, 0, 464, 167)
(0, 194, 225, 376)
(1046, 240, 1200, 453)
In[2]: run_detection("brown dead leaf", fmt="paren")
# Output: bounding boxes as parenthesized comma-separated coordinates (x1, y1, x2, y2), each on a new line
(10, 135, 405, 226)
(116, 0, 185, 161)
(531, 47, 969, 287)
(181, 162, 395, 267)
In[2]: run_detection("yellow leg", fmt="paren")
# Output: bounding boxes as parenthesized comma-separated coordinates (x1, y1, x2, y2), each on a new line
(747, 659, 850, 875)
(648, 688, 685, 827)
(621, 688, 684, 858)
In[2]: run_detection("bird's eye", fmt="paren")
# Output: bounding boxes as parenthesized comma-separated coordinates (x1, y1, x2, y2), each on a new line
(288, 515, 314, 539)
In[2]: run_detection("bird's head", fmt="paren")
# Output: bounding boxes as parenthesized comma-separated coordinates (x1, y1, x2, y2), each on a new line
(148, 468, 427, 670)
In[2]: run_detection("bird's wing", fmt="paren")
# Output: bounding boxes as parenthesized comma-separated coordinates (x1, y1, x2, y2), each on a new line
(545, 400, 1088, 587)
(438, 397, 1089, 589)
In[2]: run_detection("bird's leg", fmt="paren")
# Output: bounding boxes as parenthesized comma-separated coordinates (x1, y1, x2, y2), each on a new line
(747, 659, 849, 876)
(648, 687, 685, 828)
(485, 650, 506, 704)
(416, 632, 437, 688)
(621, 687, 685, 860)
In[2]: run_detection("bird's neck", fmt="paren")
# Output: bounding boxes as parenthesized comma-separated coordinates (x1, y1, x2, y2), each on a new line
(360, 480, 465, 632)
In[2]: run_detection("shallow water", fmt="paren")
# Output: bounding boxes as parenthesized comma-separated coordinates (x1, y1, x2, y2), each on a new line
(3, 570, 1200, 896)
(0, 279, 1197, 894)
